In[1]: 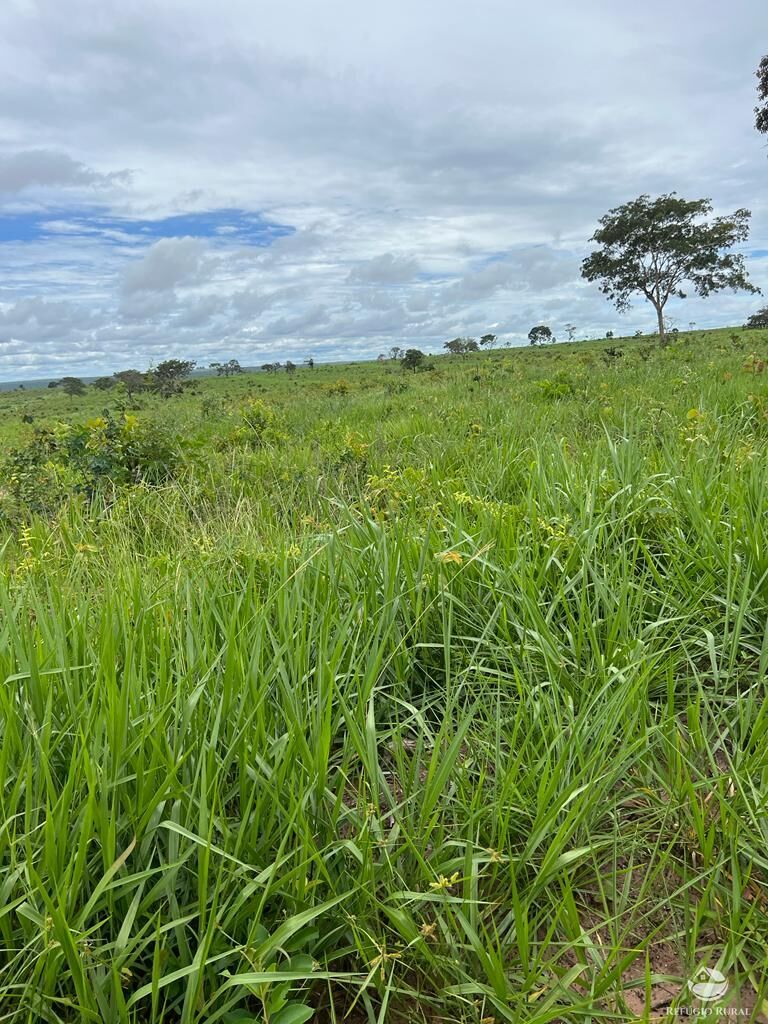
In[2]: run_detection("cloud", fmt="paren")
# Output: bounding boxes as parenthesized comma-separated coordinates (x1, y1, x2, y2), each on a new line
(121, 236, 209, 295)
(445, 249, 580, 304)
(348, 253, 421, 284)
(0, 149, 130, 193)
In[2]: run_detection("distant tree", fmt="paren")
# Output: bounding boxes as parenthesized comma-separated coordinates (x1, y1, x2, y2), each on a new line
(306, 357, 314, 369)
(113, 369, 148, 399)
(444, 337, 477, 358)
(92, 376, 116, 390)
(756, 55, 768, 138)
(605, 330, 614, 339)
(150, 359, 196, 397)
(261, 362, 282, 374)
(389, 346, 404, 362)
(634, 330, 644, 338)
(377, 353, 386, 362)
(528, 325, 554, 346)
(210, 361, 243, 376)
(58, 376, 86, 399)
(479, 333, 498, 349)
(745, 306, 768, 329)
(581, 193, 758, 347)
(402, 348, 425, 372)
(47, 380, 59, 389)
(564, 323, 577, 342)
(285, 360, 296, 374)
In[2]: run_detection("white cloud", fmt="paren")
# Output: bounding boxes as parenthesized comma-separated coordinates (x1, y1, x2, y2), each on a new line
(347, 253, 421, 285)
(121, 237, 209, 294)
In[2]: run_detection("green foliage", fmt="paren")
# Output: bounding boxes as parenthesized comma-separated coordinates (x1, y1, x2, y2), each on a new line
(528, 324, 554, 345)
(326, 377, 351, 396)
(756, 54, 768, 135)
(58, 375, 86, 397)
(401, 348, 425, 371)
(1, 412, 181, 519)
(113, 368, 149, 398)
(444, 337, 478, 357)
(0, 326, 767, 1020)
(535, 370, 577, 398)
(210, 358, 244, 376)
(150, 358, 197, 397)
(228, 397, 284, 447)
(582, 193, 758, 343)
(745, 305, 768, 329)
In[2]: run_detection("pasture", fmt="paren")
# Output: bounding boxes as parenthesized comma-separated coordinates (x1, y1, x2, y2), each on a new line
(1, 327, 767, 1021)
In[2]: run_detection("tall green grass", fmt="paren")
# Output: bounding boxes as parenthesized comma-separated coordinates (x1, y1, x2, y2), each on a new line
(1, 330, 767, 1021)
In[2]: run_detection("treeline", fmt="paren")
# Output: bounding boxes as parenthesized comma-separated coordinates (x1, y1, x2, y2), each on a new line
(48, 358, 247, 400)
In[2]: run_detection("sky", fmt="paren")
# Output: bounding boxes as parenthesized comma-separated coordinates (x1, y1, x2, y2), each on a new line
(0, 0, 767, 381)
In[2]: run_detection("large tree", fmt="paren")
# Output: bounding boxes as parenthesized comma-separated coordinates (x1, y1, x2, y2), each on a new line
(582, 194, 758, 346)
(58, 376, 86, 399)
(756, 55, 768, 137)
(150, 359, 196, 397)
(402, 348, 425, 372)
(113, 369, 148, 400)
(528, 325, 553, 346)
(444, 337, 478, 358)
(745, 306, 768, 330)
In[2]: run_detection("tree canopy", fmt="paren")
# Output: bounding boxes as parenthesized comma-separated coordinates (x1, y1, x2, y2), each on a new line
(113, 369, 148, 399)
(581, 194, 758, 345)
(745, 306, 768, 330)
(402, 348, 425, 371)
(756, 55, 768, 137)
(58, 376, 86, 398)
(444, 337, 479, 358)
(150, 359, 196, 397)
(528, 325, 553, 346)
(209, 359, 243, 377)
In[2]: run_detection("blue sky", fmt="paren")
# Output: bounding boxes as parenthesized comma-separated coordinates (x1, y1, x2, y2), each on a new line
(0, 208, 293, 246)
(0, 0, 767, 381)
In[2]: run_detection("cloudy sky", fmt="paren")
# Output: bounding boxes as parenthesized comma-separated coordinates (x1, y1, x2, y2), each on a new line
(0, 0, 766, 380)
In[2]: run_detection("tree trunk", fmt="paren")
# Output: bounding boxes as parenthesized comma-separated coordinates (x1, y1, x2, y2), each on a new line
(655, 303, 668, 347)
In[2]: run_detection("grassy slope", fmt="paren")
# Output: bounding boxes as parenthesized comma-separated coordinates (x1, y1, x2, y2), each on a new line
(1, 327, 768, 1021)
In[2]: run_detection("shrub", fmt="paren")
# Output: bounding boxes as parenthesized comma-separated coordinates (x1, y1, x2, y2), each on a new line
(1, 412, 182, 519)
(536, 373, 576, 400)
(327, 378, 351, 396)
(226, 397, 285, 448)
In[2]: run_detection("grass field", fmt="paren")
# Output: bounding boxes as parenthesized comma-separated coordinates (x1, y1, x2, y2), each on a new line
(1, 327, 768, 1022)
